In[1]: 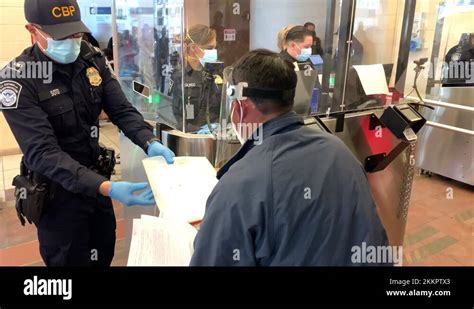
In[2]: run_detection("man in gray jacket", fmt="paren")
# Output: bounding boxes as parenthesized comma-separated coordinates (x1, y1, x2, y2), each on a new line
(190, 49, 389, 266)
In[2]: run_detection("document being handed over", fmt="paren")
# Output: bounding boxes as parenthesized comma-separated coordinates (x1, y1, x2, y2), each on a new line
(142, 156, 218, 224)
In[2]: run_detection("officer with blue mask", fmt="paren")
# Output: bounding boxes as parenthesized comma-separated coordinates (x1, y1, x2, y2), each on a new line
(278, 25, 316, 71)
(169, 24, 223, 133)
(0, 0, 175, 266)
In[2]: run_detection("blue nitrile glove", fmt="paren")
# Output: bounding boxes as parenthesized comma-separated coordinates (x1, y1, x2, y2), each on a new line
(147, 141, 175, 164)
(109, 182, 156, 207)
(196, 123, 218, 135)
(196, 125, 211, 135)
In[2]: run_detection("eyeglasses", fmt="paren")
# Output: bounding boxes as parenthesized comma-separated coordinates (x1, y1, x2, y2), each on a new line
(67, 33, 84, 39)
(34, 26, 83, 40)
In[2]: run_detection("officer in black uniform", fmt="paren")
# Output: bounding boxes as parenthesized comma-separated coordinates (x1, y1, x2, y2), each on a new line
(444, 33, 474, 85)
(304, 22, 324, 57)
(0, 0, 175, 267)
(278, 25, 316, 71)
(169, 25, 222, 133)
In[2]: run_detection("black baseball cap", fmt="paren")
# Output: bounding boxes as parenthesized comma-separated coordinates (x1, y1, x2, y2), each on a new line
(24, 0, 91, 40)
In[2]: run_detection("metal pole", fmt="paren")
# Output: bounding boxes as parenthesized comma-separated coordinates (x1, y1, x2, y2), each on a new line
(426, 121, 474, 136)
(333, 0, 357, 111)
(407, 96, 474, 112)
(395, 0, 417, 94)
(425, 2, 446, 95)
(321, 0, 337, 112)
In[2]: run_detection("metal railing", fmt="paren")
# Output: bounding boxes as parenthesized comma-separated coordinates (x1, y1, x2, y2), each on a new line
(406, 96, 474, 136)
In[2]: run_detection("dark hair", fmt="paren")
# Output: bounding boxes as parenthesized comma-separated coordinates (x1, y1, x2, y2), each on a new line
(286, 26, 313, 42)
(304, 22, 315, 28)
(232, 49, 297, 113)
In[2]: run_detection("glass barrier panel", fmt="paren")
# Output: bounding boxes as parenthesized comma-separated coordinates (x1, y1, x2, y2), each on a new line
(342, 0, 406, 112)
(115, 0, 185, 131)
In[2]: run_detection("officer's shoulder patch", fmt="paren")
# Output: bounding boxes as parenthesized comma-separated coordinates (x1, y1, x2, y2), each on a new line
(0, 80, 22, 110)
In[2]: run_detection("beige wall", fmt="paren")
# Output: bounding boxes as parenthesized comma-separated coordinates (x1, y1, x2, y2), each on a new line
(354, 0, 404, 66)
(184, 0, 210, 28)
(0, 1, 27, 161)
(250, 0, 328, 52)
(0, 0, 30, 68)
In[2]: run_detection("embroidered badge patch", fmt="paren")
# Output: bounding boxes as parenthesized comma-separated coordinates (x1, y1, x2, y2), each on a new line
(0, 80, 22, 109)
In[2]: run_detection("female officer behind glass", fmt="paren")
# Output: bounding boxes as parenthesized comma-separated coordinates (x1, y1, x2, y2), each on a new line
(277, 25, 316, 71)
(170, 25, 222, 133)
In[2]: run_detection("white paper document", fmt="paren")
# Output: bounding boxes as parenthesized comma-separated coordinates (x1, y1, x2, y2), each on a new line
(127, 215, 198, 266)
(142, 156, 218, 223)
(353, 64, 390, 95)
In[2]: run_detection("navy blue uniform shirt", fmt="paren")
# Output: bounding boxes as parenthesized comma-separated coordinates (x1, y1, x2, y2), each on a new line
(0, 42, 155, 197)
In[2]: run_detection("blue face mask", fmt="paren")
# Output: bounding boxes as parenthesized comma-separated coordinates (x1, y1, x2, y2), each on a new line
(38, 31, 82, 64)
(296, 47, 312, 62)
(199, 49, 218, 66)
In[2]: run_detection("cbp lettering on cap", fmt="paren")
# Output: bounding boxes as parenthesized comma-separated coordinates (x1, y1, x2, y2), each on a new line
(25, 0, 88, 40)
(52, 6, 76, 18)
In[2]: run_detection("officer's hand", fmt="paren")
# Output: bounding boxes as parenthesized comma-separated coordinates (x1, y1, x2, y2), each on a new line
(109, 182, 156, 207)
(147, 142, 175, 164)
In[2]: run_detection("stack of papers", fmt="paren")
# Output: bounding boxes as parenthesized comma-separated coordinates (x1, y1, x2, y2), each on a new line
(353, 64, 390, 95)
(127, 215, 197, 266)
(127, 157, 218, 266)
(142, 156, 218, 223)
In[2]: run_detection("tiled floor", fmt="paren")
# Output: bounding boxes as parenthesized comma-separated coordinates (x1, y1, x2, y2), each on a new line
(403, 174, 473, 266)
(0, 154, 22, 202)
(0, 122, 472, 266)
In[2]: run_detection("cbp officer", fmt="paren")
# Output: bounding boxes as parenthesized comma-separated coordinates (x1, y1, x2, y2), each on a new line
(0, 0, 175, 267)
(304, 22, 324, 57)
(169, 24, 222, 133)
(190, 50, 389, 266)
(277, 25, 315, 71)
(277, 25, 321, 114)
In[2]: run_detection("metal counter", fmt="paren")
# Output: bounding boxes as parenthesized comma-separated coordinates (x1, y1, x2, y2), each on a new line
(320, 110, 417, 246)
(414, 87, 474, 186)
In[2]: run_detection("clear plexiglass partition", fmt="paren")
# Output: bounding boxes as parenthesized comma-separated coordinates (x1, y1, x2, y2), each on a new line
(112, 0, 469, 130)
(401, 0, 474, 101)
(425, 2, 473, 99)
(115, 0, 185, 131)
